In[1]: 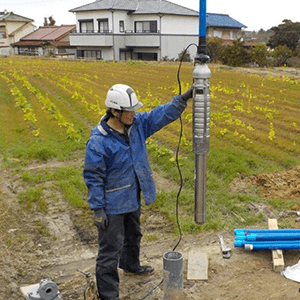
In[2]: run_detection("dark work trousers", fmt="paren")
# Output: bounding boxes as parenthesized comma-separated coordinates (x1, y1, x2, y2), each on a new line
(96, 207, 142, 300)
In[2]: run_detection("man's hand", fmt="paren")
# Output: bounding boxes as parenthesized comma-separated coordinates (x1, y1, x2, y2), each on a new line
(181, 87, 193, 102)
(94, 208, 108, 228)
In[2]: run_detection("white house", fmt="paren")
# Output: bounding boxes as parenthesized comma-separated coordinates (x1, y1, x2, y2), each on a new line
(0, 10, 34, 56)
(69, 0, 246, 61)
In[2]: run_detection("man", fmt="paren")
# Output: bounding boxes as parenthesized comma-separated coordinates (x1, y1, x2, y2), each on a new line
(83, 84, 192, 300)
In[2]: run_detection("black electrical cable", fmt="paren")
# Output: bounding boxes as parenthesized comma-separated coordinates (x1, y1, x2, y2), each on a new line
(173, 42, 197, 252)
(139, 43, 197, 300)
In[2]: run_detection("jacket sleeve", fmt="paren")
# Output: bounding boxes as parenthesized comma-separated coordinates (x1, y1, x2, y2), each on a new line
(137, 95, 187, 139)
(83, 137, 107, 210)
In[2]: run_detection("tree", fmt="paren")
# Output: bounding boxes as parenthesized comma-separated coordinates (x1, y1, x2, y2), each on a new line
(219, 39, 250, 67)
(271, 45, 293, 66)
(268, 20, 300, 52)
(207, 37, 223, 63)
(178, 49, 191, 62)
(250, 44, 269, 67)
(43, 16, 56, 26)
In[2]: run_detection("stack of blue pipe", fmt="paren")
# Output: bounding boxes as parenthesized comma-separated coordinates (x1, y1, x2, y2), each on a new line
(234, 229, 300, 250)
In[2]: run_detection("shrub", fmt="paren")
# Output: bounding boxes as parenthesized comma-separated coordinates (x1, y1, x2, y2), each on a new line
(207, 37, 223, 63)
(271, 45, 293, 66)
(250, 44, 269, 67)
(295, 45, 300, 57)
(287, 56, 300, 68)
(178, 49, 191, 62)
(219, 39, 250, 67)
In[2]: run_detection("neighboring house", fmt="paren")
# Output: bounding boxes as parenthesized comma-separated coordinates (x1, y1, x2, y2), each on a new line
(69, 0, 246, 61)
(0, 10, 34, 56)
(11, 25, 76, 57)
(206, 13, 246, 44)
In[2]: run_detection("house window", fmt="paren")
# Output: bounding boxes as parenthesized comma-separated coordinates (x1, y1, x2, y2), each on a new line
(79, 19, 94, 33)
(134, 21, 157, 33)
(137, 52, 158, 61)
(77, 50, 102, 60)
(214, 30, 223, 38)
(119, 20, 124, 33)
(98, 18, 109, 33)
(231, 31, 238, 40)
(0, 26, 6, 38)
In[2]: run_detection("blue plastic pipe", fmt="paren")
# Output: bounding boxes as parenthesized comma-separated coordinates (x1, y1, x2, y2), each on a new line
(234, 229, 300, 236)
(234, 240, 300, 250)
(199, 0, 207, 38)
(197, 0, 207, 55)
(234, 228, 300, 250)
(236, 233, 300, 241)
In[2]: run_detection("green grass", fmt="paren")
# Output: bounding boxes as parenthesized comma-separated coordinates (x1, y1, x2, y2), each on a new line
(1, 57, 300, 235)
(18, 186, 47, 212)
(17, 164, 88, 210)
(55, 166, 89, 208)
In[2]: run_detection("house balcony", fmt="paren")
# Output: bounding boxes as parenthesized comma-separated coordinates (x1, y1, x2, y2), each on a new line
(69, 31, 161, 48)
(124, 32, 160, 47)
(69, 31, 113, 47)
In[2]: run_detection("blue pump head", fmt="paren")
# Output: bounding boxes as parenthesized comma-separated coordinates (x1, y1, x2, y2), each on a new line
(196, 0, 209, 63)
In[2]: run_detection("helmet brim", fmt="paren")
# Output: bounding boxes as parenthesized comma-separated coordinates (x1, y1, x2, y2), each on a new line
(121, 101, 143, 111)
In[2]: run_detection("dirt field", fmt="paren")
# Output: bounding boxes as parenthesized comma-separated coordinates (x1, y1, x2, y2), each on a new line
(1, 155, 300, 300)
(1, 65, 300, 300)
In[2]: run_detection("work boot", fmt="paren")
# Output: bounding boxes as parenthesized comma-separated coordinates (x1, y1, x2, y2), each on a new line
(123, 265, 155, 276)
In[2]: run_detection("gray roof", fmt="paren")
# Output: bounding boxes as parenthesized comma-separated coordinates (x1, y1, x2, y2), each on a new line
(69, 0, 138, 13)
(69, 1, 246, 27)
(70, 0, 198, 16)
(0, 11, 33, 22)
(131, 0, 198, 16)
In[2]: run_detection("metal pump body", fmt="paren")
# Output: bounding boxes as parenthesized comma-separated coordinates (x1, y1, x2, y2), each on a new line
(192, 54, 211, 224)
(26, 279, 61, 300)
(192, 0, 211, 225)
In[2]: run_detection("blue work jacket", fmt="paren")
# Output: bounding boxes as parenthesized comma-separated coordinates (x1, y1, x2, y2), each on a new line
(83, 95, 187, 214)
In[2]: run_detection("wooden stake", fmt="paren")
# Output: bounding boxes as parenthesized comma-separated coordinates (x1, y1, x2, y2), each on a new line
(268, 219, 285, 272)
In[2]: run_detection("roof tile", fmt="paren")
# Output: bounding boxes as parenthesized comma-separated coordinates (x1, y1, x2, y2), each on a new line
(20, 25, 76, 41)
(69, 0, 246, 28)
(70, 0, 197, 15)
(207, 13, 245, 28)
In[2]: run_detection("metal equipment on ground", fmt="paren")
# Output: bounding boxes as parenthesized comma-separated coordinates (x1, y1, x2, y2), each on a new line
(26, 279, 61, 300)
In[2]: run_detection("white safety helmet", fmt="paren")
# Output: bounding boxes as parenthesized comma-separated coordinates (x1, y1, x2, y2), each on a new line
(105, 84, 143, 111)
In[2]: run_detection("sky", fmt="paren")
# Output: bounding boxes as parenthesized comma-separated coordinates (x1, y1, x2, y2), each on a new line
(2, 0, 300, 32)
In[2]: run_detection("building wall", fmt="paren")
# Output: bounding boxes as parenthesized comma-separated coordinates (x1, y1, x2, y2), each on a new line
(161, 15, 198, 34)
(74, 11, 199, 34)
(207, 27, 242, 40)
(60, 35, 70, 42)
(70, 33, 114, 46)
(11, 23, 35, 44)
(75, 10, 131, 33)
(0, 21, 34, 55)
(113, 11, 131, 33)
(160, 35, 198, 60)
(6, 21, 24, 35)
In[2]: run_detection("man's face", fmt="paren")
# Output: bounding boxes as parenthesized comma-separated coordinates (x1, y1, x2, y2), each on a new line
(120, 110, 135, 125)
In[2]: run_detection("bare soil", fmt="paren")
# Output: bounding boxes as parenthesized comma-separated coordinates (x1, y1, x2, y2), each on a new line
(1, 156, 300, 300)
